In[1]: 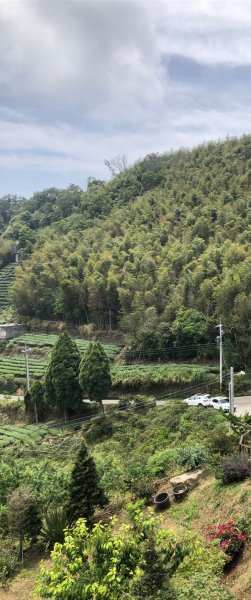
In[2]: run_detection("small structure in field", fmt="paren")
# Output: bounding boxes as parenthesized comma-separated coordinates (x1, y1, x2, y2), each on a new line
(0, 323, 24, 340)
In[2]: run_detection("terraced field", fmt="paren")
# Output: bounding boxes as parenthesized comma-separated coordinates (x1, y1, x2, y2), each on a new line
(0, 355, 46, 379)
(0, 353, 217, 391)
(111, 363, 217, 390)
(0, 263, 16, 308)
(12, 333, 119, 359)
(0, 423, 59, 449)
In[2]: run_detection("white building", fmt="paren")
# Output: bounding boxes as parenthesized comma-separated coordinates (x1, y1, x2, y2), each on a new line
(0, 323, 24, 340)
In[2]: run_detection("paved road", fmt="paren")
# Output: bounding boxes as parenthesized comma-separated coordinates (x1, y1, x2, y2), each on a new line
(235, 396, 251, 417)
(103, 396, 251, 417)
(1, 394, 251, 416)
(103, 397, 251, 416)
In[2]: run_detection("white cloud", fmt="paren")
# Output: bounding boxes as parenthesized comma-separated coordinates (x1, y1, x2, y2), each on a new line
(0, 0, 251, 195)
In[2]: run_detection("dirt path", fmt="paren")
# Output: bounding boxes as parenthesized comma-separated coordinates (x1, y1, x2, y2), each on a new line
(0, 554, 49, 600)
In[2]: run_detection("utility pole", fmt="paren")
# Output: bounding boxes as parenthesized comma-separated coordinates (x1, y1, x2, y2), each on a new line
(229, 366, 234, 415)
(22, 344, 32, 391)
(216, 320, 223, 391)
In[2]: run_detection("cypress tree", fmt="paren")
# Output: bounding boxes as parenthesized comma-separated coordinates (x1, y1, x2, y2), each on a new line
(79, 342, 111, 414)
(45, 332, 81, 419)
(25, 381, 47, 423)
(67, 438, 106, 526)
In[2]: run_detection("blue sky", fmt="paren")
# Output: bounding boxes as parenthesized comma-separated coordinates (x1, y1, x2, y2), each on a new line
(1, 0, 251, 197)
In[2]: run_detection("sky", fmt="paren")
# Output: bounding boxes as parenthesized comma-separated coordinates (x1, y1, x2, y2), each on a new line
(1, 0, 251, 197)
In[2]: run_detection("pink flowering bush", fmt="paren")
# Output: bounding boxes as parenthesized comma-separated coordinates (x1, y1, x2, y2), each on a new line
(207, 520, 247, 559)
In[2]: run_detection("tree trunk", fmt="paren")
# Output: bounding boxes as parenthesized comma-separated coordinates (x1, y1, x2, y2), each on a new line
(19, 531, 24, 563)
(34, 398, 38, 424)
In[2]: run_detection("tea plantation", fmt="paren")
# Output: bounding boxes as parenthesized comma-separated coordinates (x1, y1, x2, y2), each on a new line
(0, 355, 46, 379)
(0, 423, 60, 449)
(12, 332, 119, 359)
(0, 352, 216, 391)
(0, 264, 16, 309)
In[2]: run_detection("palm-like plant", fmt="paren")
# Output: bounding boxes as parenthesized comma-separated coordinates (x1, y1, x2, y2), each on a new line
(40, 507, 68, 549)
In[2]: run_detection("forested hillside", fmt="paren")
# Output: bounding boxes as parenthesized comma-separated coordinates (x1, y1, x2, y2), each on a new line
(1, 135, 251, 363)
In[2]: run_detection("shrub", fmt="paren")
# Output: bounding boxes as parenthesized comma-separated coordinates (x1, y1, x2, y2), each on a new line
(175, 445, 208, 471)
(173, 531, 234, 599)
(130, 477, 155, 503)
(29, 381, 48, 422)
(207, 519, 247, 559)
(146, 448, 177, 477)
(40, 507, 68, 549)
(8, 485, 41, 559)
(218, 454, 250, 484)
(118, 397, 130, 410)
(0, 397, 24, 424)
(175, 573, 234, 599)
(0, 537, 19, 587)
(83, 416, 113, 444)
(208, 424, 238, 457)
(236, 515, 251, 536)
(0, 505, 8, 535)
(37, 506, 184, 600)
(117, 396, 156, 413)
(132, 395, 156, 412)
(95, 453, 127, 494)
(36, 517, 157, 599)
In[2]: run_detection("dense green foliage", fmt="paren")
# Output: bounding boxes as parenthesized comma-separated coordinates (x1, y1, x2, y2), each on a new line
(0, 195, 21, 234)
(0, 333, 119, 395)
(37, 512, 176, 600)
(85, 403, 233, 495)
(0, 401, 242, 594)
(218, 455, 250, 484)
(27, 381, 47, 422)
(0, 352, 215, 393)
(67, 438, 106, 526)
(37, 504, 234, 600)
(0, 537, 19, 585)
(3, 136, 250, 364)
(45, 333, 81, 417)
(40, 507, 68, 549)
(111, 362, 216, 392)
(0, 423, 60, 449)
(8, 485, 41, 558)
(11, 333, 119, 358)
(80, 342, 112, 409)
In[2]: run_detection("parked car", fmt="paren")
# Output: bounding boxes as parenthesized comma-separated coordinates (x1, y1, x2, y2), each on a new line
(207, 396, 236, 412)
(183, 394, 211, 407)
(184, 394, 236, 413)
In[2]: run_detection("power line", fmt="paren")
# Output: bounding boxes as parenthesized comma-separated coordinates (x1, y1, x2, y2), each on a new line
(1, 375, 228, 459)
(158, 373, 229, 401)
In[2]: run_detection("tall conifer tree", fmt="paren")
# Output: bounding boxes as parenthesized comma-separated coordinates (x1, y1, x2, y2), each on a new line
(45, 332, 81, 419)
(67, 439, 106, 525)
(79, 342, 111, 414)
